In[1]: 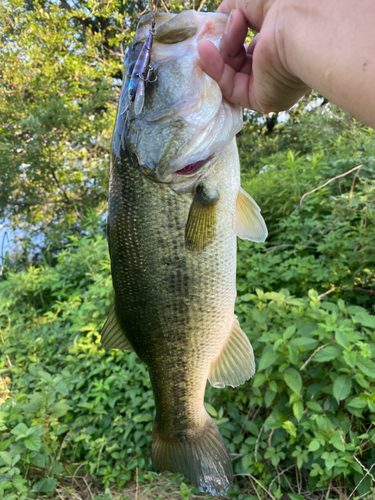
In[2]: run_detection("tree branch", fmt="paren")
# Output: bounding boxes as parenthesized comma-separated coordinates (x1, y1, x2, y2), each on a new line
(197, 0, 207, 12)
(298, 164, 362, 207)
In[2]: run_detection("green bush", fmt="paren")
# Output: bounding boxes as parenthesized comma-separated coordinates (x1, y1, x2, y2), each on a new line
(1, 105, 375, 499)
(215, 288, 375, 497)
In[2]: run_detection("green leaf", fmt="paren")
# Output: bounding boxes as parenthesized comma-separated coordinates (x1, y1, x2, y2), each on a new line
(354, 373, 370, 388)
(265, 411, 287, 430)
(322, 451, 337, 470)
(330, 432, 345, 451)
(30, 453, 47, 468)
(293, 401, 303, 422)
(316, 415, 333, 432)
(49, 402, 71, 418)
(242, 453, 252, 471)
(11, 454, 20, 466)
(343, 350, 357, 369)
(288, 344, 299, 365)
(347, 397, 367, 409)
(333, 375, 352, 403)
(283, 326, 296, 339)
(335, 331, 349, 348)
(258, 350, 279, 371)
(314, 345, 341, 362)
(308, 440, 320, 452)
(282, 420, 297, 437)
(24, 394, 44, 415)
(0, 452, 12, 466)
(24, 435, 41, 452)
(252, 373, 266, 388)
(264, 388, 276, 407)
(290, 337, 318, 350)
(354, 312, 375, 328)
(347, 305, 367, 314)
(10, 423, 28, 436)
(204, 403, 217, 417)
(269, 380, 278, 392)
(38, 370, 53, 383)
(264, 291, 284, 301)
(12, 475, 28, 493)
(133, 414, 152, 423)
(245, 421, 259, 436)
(306, 401, 323, 413)
(357, 357, 375, 378)
(284, 368, 302, 395)
(33, 478, 58, 494)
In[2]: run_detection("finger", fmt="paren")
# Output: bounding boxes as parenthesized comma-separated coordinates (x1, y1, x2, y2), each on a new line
(217, 0, 241, 15)
(217, 0, 274, 32)
(198, 40, 254, 109)
(247, 33, 260, 55)
(219, 9, 248, 71)
(198, 40, 226, 83)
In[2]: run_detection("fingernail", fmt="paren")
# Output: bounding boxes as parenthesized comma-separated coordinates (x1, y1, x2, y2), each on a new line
(224, 9, 234, 35)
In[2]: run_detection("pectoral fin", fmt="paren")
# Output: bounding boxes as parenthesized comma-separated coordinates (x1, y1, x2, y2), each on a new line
(185, 184, 219, 251)
(100, 303, 133, 351)
(209, 316, 255, 388)
(234, 187, 268, 242)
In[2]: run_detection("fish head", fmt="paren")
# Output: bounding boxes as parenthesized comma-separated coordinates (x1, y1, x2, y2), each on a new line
(114, 10, 243, 183)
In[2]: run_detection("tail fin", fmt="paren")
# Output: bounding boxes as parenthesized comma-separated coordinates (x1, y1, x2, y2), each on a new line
(152, 417, 233, 496)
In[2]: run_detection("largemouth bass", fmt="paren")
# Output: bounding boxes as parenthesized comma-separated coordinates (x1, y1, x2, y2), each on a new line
(101, 9, 267, 496)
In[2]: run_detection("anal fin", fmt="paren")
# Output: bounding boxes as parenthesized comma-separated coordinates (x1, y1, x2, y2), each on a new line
(185, 184, 219, 251)
(235, 187, 268, 242)
(100, 303, 133, 351)
(209, 316, 255, 388)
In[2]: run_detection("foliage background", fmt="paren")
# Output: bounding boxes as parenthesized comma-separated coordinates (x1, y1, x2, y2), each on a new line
(0, 1, 374, 499)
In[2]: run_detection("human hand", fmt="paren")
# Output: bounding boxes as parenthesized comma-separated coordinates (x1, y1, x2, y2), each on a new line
(198, 0, 310, 113)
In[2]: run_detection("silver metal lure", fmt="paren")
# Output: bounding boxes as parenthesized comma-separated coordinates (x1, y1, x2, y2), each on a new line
(124, 0, 157, 122)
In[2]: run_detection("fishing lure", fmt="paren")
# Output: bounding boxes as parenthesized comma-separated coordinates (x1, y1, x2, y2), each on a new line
(124, 0, 157, 122)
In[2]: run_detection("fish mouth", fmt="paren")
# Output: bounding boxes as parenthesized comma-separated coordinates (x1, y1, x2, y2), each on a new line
(175, 157, 211, 176)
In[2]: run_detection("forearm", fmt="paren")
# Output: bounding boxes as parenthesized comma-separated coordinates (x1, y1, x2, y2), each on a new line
(281, 0, 375, 127)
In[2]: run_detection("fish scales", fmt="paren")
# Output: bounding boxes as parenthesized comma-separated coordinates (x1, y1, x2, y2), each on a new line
(102, 9, 268, 496)
(109, 142, 238, 426)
